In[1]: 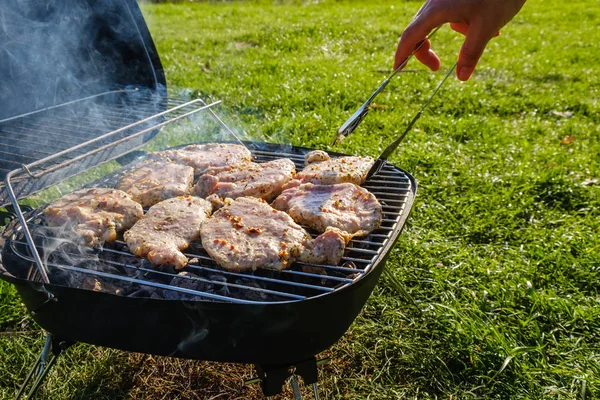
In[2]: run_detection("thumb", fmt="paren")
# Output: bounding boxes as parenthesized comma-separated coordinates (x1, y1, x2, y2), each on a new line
(457, 23, 496, 81)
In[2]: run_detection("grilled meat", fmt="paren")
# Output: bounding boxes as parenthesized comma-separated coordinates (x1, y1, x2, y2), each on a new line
(117, 160, 194, 207)
(304, 150, 330, 165)
(195, 158, 296, 202)
(82, 276, 125, 295)
(150, 143, 252, 176)
(272, 182, 382, 236)
(43, 188, 143, 246)
(297, 150, 374, 185)
(124, 196, 212, 270)
(201, 197, 349, 272)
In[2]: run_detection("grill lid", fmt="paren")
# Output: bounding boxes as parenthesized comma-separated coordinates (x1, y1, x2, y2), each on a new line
(0, 0, 174, 205)
(0, 0, 166, 121)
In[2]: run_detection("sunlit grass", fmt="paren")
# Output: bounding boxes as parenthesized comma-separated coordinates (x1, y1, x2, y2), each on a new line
(1, 0, 599, 398)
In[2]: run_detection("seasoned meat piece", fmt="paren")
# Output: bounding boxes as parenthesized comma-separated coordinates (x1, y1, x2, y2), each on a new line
(124, 196, 212, 270)
(272, 182, 382, 236)
(43, 188, 143, 246)
(82, 277, 125, 295)
(304, 150, 330, 165)
(195, 159, 296, 202)
(150, 143, 252, 176)
(297, 150, 375, 185)
(117, 160, 194, 207)
(201, 197, 349, 272)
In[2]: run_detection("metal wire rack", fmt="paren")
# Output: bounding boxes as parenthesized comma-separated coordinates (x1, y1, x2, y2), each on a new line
(5, 146, 412, 304)
(0, 89, 223, 204)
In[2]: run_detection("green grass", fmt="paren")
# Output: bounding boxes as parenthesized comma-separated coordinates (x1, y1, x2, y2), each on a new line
(1, 0, 599, 398)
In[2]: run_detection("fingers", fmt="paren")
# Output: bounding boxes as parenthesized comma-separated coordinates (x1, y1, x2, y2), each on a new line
(456, 22, 498, 81)
(450, 22, 469, 36)
(413, 39, 441, 71)
(394, 7, 446, 70)
(452, 22, 500, 38)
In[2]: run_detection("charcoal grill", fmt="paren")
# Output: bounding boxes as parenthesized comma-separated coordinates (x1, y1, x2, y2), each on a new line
(0, 1, 416, 398)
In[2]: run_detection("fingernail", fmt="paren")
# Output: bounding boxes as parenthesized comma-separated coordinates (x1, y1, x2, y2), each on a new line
(457, 66, 474, 81)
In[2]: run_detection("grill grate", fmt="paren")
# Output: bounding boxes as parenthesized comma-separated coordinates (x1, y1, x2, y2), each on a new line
(5, 146, 412, 304)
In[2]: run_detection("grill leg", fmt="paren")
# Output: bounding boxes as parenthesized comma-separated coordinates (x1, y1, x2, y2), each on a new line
(24, 354, 58, 399)
(312, 383, 319, 400)
(254, 358, 320, 398)
(15, 333, 72, 400)
(15, 334, 52, 400)
(290, 375, 302, 400)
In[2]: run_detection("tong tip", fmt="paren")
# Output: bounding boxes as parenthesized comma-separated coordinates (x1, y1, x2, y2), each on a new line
(331, 133, 346, 146)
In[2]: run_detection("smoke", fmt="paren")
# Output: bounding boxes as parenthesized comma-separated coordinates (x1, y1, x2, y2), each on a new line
(28, 220, 131, 293)
(0, 0, 164, 120)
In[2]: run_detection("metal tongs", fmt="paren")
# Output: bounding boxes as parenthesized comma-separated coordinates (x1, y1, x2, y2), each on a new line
(334, 26, 457, 178)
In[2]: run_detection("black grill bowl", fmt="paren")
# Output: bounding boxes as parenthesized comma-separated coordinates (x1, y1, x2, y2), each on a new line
(0, 260, 385, 365)
(0, 144, 415, 367)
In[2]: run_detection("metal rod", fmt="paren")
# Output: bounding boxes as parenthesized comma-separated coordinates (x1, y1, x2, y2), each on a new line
(312, 383, 320, 400)
(363, 185, 411, 192)
(25, 354, 57, 400)
(4, 182, 50, 283)
(251, 150, 305, 160)
(197, 98, 248, 149)
(378, 61, 458, 161)
(344, 247, 379, 256)
(1, 124, 91, 145)
(15, 99, 215, 175)
(291, 375, 302, 400)
(0, 89, 138, 124)
(19, 101, 220, 180)
(336, 26, 443, 140)
(184, 264, 336, 292)
(15, 334, 53, 400)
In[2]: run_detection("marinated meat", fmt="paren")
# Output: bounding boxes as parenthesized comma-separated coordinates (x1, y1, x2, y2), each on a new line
(124, 196, 212, 270)
(201, 197, 350, 272)
(297, 150, 374, 185)
(43, 188, 143, 246)
(117, 160, 194, 207)
(150, 143, 252, 176)
(304, 150, 330, 165)
(82, 276, 125, 295)
(195, 159, 296, 202)
(272, 182, 382, 236)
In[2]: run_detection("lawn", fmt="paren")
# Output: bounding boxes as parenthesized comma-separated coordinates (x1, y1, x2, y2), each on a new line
(1, 0, 599, 398)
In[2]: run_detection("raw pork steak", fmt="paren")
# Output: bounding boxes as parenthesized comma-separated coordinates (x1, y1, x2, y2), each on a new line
(150, 143, 252, 176)
(43, 188, 143, 246)
(272, 181, 382, 236)
(201, 197, 350, 272)
(195, 158, 295, 202)
(124, 196, 212, 269)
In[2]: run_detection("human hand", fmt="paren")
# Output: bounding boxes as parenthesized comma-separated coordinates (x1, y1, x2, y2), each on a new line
(394, 0, 527, 81)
